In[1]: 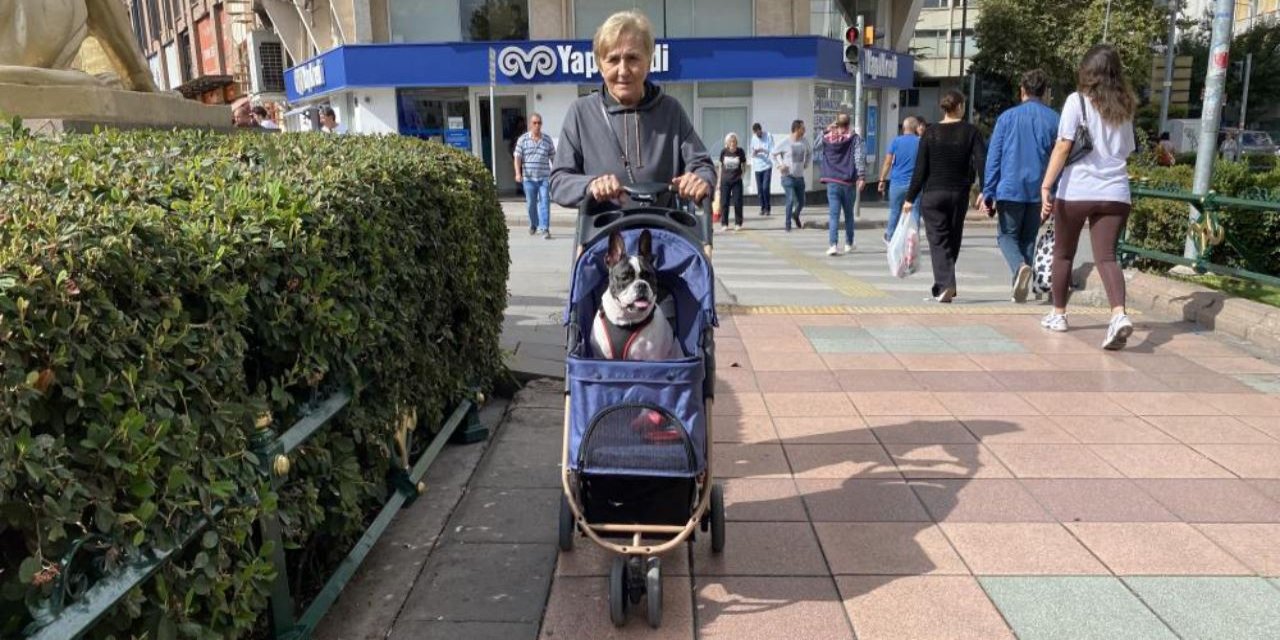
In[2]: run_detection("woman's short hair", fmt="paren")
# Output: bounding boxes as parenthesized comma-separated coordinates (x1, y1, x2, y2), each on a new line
(724, 132, 739, 146)
(939, 90, 965, 115)
(593, 10, 655, 62)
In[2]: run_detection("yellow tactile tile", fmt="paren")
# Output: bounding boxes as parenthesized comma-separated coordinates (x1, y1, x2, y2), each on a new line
(741, 232, 887, 298)
(717, 305, 1123, 316)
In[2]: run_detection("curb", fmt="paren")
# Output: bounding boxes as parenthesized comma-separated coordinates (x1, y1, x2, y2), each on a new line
(1074, 265, 1280, 356)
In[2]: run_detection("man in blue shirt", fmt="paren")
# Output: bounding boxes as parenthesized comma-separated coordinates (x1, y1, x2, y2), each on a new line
(982, 69, 1059, 302)
(877, 116, 921, 243)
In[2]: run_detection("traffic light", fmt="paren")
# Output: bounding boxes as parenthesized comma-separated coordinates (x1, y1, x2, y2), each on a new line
(844, 26, 861, 67)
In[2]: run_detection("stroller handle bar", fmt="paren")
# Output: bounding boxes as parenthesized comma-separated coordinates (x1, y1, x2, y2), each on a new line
(575, 181, 713, 250)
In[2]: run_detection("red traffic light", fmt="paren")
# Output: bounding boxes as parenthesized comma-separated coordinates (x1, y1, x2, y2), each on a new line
(845, 26, 860, 44)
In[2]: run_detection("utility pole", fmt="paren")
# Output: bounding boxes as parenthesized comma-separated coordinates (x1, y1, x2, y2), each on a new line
(958, 0, 970, 119)
(1239, 53, 1253, 129)
(854, 14, 865, 219)
(1185, 0, 1236, 262)
(1158, 0, 1178, 135)
(1103, 0, 1114, 42)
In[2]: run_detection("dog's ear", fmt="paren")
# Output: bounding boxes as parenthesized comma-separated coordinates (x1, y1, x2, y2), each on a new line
(637, 230, 653, 260)
(606, 231, 625, 268)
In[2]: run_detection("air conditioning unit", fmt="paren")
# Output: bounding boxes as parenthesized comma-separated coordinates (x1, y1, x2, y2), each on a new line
(247, 30, 287, 95)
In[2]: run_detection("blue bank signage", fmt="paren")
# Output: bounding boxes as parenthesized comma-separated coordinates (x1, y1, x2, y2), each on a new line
(860, 47, 913, 89)
(286, 37, 913, 101)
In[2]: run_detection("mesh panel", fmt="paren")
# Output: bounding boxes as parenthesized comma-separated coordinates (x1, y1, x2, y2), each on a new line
(580, 405, 695, 476)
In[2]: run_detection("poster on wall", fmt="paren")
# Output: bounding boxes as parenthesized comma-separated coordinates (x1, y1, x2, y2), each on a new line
(445, 129, 471, 150)
(813, 84, 855, 132)
(865, 105, 878, 156)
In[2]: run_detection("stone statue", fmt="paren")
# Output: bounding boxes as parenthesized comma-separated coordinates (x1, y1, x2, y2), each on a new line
(0, 0, 159, 92)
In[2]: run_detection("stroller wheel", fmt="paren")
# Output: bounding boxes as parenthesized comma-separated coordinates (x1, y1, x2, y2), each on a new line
(710, 482, 726, 554)
(646, 557, 663, 628)
(558, 495, 575, 552)
(609, 556, 628, 627)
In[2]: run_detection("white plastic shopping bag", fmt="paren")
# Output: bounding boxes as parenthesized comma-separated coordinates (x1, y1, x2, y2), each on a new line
(886, 213, 918, 278)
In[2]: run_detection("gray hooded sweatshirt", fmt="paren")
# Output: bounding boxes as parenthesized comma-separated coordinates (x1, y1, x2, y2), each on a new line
(550, 82, 716, 208)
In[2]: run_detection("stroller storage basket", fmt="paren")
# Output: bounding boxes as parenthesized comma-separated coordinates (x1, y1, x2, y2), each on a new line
(580, 473, 697, 526)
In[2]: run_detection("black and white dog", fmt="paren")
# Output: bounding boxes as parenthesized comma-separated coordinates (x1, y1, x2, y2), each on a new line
(591, 230, 680, 361)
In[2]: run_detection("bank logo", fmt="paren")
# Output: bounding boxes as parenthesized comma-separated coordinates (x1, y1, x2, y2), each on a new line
(293, 61, 326, 95)
(498, 45, 558, 80)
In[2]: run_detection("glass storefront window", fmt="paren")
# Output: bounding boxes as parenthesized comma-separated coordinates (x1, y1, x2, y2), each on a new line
(574, 0, 751, 38)
(461, 0, 529, 41)
(398, 88, 471, 144)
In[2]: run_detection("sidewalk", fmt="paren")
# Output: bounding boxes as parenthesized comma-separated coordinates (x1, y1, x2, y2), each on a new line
(322, 307, 1280, 639)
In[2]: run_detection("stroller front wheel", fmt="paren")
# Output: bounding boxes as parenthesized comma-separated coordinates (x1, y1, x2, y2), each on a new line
(710, 482, 726, 553)
(609, 556, 629, 626)
(646, 557, 663, 628)
(558, 494, 575, 552)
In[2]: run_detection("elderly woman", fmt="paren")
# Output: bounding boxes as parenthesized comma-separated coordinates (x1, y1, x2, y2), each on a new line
(718, 133, 747, 231)
(549, 11, 715, 208)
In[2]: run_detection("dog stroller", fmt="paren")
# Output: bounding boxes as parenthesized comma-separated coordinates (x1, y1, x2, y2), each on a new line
(559, 183, 724, 628)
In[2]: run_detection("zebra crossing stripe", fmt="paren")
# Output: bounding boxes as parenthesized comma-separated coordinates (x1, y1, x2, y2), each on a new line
(741, 232, 887, 298)
(717, 304, 1124, 316)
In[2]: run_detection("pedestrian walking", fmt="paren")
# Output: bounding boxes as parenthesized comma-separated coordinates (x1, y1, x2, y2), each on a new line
(902, 91, 987, 302)
(915, 119, 928, 136)
(878, 116, 922, 243)
(1038, 44, 1137, 350)
(773, 119, 811, 232)
(816, 113, 865, 256)
(750, 123, 774, 216)
(982, 69, 1059, 303)
(514, 112, 556, 238)
(719, 133, 748, 231)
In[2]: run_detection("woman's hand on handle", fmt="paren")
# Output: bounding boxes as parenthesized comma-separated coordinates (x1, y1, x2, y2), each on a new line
(589, 174, 625, 203)
(671, 173, 711, 204)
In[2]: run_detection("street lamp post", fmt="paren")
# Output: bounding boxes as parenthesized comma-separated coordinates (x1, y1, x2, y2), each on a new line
(1185, 0, 1237, 262)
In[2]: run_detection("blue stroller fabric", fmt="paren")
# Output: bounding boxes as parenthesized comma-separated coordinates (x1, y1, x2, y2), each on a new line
(564, 228, 716, 477)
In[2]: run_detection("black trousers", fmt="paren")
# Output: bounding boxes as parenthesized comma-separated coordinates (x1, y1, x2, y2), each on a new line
(720, 179, 744, 226)
(920, 189, 969, 297)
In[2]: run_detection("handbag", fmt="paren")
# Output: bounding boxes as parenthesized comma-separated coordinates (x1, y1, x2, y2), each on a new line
(1032, 220, 1055, 295)
(1065, 93, 1094, 166)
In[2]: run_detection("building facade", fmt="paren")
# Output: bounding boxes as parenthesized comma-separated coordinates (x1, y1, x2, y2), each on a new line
(907, 0, 976, 123)
(126, 0, 252, 103)
(279, 0, 923, 196)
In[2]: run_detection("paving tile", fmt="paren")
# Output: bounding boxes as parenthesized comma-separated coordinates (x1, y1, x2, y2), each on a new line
(833, 369, 918, 392)
(815, 522, 968, 575)
(1152, 412, 1280, 442)
(1194, 524, 1280, 576)
(993, 371, 1167, 393)
(1134, 479, 1280, 523)
(948, 339, 1027, 354)
(1150, 372, 1259, 393)
(839, 575, 1014, 640)
(809, 337, 887, 354)
(942, 523, 1108, 575)
(802, 326, 867, 340)
(1124, 577, 1280, 640)
(1194, 357, 1280, 375)
(1039, 353, 1137, 369)
(748, 352, 830, 371)
(772, 416, 876, 444)
(880, 341, 959, 354)
(968, 353, 1056, 371)
(721, 478, 808, 522)
(1049, 416, 1177, 444)
(392, 621, 539, 640)
(714, 414, 779, 444)
(910, 479, 1052, 522)
(1195, 392, 1280, 416)
(886, 443, 1013, 478)
(538, 575, 693, 639)
(692, 521, 829, 576)
(987, 444, 1123, 478)
(1194, 444, 1280, 478)
(1114, 354, 1216, 374)
(713, 443, 793, 478)
(891, 354, 984, 371)
(847, 391, 949, 416)
(797, 478, 931, 522)
(1235, 374, 1280, 394)
(399, 542, 557, 622)
(747, 338, 816, 354)
(1021, 478, 1177, 522)
(961, 416, 1078, 444)
(1250, 479, 1280, 502)
(933, 392, 1040, 416)
(866, 327, 935, 341)
(1065, 522, 1251, 575)
(1089, 444, 1236, 479)
(908, 371, 1002, 392)
(821, 353, 905, 370)
(753, 370, 842, 392)
(712, 392, 769, 416)
(1018, 392, 1131, 416)
(763, 392, 856, 417)
(1107, 392, 1224, 416)
(471, 438, 561, 488)
(696, 577, 854, 640)
(446, 488, 560, 543)
(929, 325, 1010, 341)
(555, 538, 690, 577)
(784, 443, 898, 479)
(716, 368, 758, 393)
(1156, 336, 1246, 357)
(1240, 416, 1280, 440)
(980, 576, 1178, 640)
(867, 416, 975, 444)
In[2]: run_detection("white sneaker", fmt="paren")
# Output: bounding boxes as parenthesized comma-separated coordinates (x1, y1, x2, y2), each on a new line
(843, 243, 855, 254)
(734, 224, 742, 231)
(1013, 265, 1032, 303)
(1102, 314, 1134, 350)
(826, 245, 839, 256)
(1041, 312, 1068, 332)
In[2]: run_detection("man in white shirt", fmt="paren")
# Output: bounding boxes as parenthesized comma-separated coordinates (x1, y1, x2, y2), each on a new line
(749, 123, 774, 216)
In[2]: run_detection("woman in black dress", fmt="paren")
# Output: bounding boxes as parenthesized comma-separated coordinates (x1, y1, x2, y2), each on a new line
(903, 91, 987, 302)
(719, 133, 748, 231)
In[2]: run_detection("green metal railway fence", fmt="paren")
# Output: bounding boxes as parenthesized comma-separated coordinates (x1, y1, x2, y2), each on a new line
(23, 390, 489, 640)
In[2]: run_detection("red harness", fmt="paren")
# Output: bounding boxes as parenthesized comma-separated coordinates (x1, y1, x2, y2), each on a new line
(595, 310, 655, 359)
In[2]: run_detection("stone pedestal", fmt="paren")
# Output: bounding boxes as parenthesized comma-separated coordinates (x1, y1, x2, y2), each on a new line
(0, 83, 232, 133)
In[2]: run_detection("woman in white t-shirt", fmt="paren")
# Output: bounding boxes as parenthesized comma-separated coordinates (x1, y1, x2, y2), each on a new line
(1038, 44, 1136, 350)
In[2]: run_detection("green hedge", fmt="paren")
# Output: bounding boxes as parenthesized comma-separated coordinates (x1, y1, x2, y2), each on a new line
(1128, 158, 1280, 277)
(0, 124, 508, 637)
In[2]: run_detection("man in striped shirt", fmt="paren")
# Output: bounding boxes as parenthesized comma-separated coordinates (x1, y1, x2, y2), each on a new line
(514, 113, 556, 238)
